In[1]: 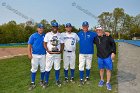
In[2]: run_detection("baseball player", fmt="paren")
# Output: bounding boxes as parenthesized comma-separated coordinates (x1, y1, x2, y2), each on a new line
(43, 22, 64, 88)
(28, 23, 46, 90)
(94, 27, 116, 91)
(61, 23, 79, 83)
(77, 21, 97, 86)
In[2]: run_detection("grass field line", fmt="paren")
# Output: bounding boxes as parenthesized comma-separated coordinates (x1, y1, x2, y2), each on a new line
(0, 53, 27, 60)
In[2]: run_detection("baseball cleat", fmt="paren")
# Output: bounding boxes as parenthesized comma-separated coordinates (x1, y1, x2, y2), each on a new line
(106, 82, 112, 91)
(56, 80, 61, 87)
(42, 82, 49, 89)
(70, 77, 75, 83)
(98, 80, 104, 87)
(65, 77, 69, 83)
(78, 80, 84, 86)
(39, 80, 44, 87)
(28, 83, 36, 91)
(84, 78, 90, 85)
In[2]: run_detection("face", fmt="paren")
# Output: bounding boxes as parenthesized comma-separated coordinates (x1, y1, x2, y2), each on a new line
(65, 27, 72, 32)
(37, 28, 44, 34)
(82, 26, 89, 32)
(96, 29, 104, 36)
(52, 26, 58, 33)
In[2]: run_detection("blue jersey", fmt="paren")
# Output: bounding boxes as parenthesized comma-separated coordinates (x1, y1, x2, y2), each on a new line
(78, 30, 97, 54)
(28, 32, 46, 55)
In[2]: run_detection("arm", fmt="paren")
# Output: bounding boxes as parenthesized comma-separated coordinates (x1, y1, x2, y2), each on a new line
(76, 34, 80, 42)
(104, 32, 110, 36)
(43, 33, 54, 54)
(59, 34, 64, 53)
(27, 35, 34, 59)
(109, 36, 116, 60)
(93, 32, 97, 44)
(27, 44, 32, 59)
(43, 42, 50, 53)
(60, 43, 64, 53)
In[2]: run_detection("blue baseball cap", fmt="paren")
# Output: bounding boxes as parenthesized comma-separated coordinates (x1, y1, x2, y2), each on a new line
(37, 23, 44, 28)
(65, 23, 72, 27)
(82, 21, 89, 26)
(51, 22, 59, 27)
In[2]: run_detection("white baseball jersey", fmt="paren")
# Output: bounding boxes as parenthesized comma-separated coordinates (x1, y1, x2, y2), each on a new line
(61, 32, 79, 70)
(61, 32, 79, 51)
(44, 31, 64, 51)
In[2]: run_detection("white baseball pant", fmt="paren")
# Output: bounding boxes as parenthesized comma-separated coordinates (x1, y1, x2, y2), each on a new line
(31, 54, 46, 73)
(63, 51, 76, 70)
(79, 54, 93, 71)
(45, 53, 61, 71)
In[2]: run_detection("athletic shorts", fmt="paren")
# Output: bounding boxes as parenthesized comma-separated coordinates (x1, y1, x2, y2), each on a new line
(98, 56, 113, 70)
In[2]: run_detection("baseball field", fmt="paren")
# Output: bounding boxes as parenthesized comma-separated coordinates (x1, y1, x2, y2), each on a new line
(0, 44, 118, 93)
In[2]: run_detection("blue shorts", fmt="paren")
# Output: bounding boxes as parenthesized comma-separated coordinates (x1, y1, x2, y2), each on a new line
(98, 56, 113, 70)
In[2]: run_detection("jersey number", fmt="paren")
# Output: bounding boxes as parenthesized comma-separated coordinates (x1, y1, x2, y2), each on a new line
(71, 40, 75, 45)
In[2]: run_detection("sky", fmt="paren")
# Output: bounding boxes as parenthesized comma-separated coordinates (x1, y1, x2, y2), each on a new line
(0, 0, 140, 28)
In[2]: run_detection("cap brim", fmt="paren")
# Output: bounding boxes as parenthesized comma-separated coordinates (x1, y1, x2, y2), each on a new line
(82, 25, 89, 26)
(96, 28, 103, 30)
(52, 26, 58, 27)
(66, 26, 72, 27)
(38, 27, 44, 28)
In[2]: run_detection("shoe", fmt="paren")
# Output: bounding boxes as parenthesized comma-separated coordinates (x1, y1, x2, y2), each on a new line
(39, 80, 44, 86)
(42, 82, 49, 89)
(98, 80, 104, 87)
(84, 78, 90, 84)
(106, 83, 112, 91)
(70, 77, 75, 83)
(78, 80, 84, 86)
(28, 83, 36, 90)
(56, 80, 61, 87)
(65, 77, 69, 83)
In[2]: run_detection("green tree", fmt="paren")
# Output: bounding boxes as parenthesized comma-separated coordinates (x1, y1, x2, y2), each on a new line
(113, 8, 125, 38)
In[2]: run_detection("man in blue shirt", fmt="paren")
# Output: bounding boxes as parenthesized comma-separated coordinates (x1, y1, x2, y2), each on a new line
(28, 23, 46, 90)
(77, 21, 97, 86)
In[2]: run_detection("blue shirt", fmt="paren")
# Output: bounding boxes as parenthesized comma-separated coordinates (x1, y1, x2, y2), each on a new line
(28, 32, 46, 55)
(77, 30, 97, 54)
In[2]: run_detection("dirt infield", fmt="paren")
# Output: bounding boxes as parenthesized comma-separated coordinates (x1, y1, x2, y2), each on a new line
(0, 48, 27, 59)
(118, 42, 140, 93)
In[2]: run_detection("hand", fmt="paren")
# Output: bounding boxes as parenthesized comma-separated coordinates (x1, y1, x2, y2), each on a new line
(48, 51, 61, 54)
(105, 32, 110, 36)
(111, 53, 115, 60)
(48, 51, 54, 54)
(28, 54, 32, 59)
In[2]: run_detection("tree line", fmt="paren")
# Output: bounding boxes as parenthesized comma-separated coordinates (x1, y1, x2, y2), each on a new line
(98, 8, 140, 39)
(0, 8, 140, 44)
(0, 19, 78, 44)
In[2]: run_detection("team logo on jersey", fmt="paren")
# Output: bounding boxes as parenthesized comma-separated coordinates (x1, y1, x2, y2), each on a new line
(50, 36, 59, 52)
(52, 36, 58, 40)
(87, 35, 90, 38)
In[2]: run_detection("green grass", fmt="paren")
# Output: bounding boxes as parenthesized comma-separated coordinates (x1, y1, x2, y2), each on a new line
(0, 44, 118, 93)
(0, 45, 27, 48)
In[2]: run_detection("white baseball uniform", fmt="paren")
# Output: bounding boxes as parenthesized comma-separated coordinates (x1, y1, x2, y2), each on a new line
(79, 54, 93, 71)
(61, 32, 79, 70)
(28, 32, 46, 73)
(44, 31, 64, 71)
(31, 54, 46, 72)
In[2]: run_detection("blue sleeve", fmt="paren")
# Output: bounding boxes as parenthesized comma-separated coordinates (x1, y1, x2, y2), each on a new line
(28, 35, 34, 45)
(77, 32, 80, 37)
(93, 32, 97, 37)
